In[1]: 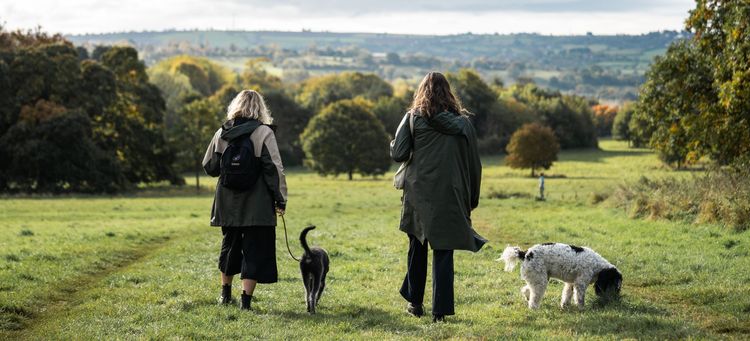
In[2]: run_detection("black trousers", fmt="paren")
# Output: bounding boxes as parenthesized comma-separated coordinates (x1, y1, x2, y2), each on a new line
(400, 234, 455, 316)
(218, 226, 278, 283)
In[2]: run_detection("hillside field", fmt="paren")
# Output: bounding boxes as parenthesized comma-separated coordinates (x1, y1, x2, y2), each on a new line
(1, 140, 749, 340)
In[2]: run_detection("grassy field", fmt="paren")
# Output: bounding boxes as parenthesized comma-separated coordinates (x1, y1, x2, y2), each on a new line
(1, 140, 749, 340)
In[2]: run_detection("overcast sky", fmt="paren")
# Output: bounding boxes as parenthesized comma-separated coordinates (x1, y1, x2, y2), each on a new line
(2, 0, 695, 35)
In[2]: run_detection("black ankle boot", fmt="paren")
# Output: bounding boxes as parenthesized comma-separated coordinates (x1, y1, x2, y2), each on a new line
(240, 291, 252, 310)
(432, 314, 445, 323)
(406, 302, 424, 317)
(219, 284, 232, 305)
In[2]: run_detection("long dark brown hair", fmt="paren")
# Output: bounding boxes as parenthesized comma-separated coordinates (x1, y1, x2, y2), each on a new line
(409, 72, 464, 117)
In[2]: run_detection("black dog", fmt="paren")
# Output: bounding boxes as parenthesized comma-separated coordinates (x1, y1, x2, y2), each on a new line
(299, 225, 330, 314)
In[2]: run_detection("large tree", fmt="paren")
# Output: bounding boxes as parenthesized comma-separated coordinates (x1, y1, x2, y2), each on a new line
(447, 69, 530, 153)
(0, 111, 123, 192)
(372, 95, 410, 138)
(635, 40, 715, 168)
(97, 46, 182, 184)
(504, 83, 598, 149)
(300, 98, 391, 180)
(505, 123, 560, 177)
(240, 60, 313, 166)
(612, 102, 636, 145)
(173, 98, 224, 191)
(296, 72, 393, 112)
(150, 55, 236, 176)
(149, 55, 235, 129)
(262, 91, 313, 166)
(687, 0, 750, 166)
(635, 1, 750, 167)
(446, 69, 497, 135)
(592, 104, 618, 137)
(0, 27, 179, 192)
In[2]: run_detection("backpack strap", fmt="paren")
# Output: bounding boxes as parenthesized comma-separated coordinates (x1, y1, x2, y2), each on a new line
(409, 112, 415, 137)
(406, 111, 416, 161)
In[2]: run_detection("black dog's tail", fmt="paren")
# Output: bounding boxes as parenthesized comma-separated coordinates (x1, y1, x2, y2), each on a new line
(300, 225, 316, 256)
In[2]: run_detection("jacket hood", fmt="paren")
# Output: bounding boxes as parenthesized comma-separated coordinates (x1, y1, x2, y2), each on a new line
(220, 118, 262, 141)
(424, 111, 467, 135)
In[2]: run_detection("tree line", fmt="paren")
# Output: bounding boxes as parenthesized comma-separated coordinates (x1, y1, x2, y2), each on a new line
(1, 26, 603, 193)
(149, 57, 600, 182)
(0, 27, 182, 193)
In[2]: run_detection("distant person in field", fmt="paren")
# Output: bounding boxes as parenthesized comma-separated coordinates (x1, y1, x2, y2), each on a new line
(391, 72, 486, 322)
(202, 90, 287, 310)
(539, 172, 545, 200)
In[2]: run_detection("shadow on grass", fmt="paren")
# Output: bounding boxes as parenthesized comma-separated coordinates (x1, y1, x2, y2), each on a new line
(275, 305, 420, 334)
(574, 314, 692, 339)
(0, 305, 34, 332)
(590, 296, 667, 315)
(560, 148, 652, 163)
(553, 176, 610, 180)
(484, 173, 610, 181)
(555, 298, 699, 339)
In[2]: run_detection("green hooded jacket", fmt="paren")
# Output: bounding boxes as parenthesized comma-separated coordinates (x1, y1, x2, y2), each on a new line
(391, 111, 486, 252)
(203, 118, 288, 227)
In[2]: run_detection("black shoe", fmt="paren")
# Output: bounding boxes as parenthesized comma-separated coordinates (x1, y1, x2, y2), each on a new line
(432, 314, 445, 323)
(406, 302, 424, 317)
(240, 291, 252, 310)
(219, 284, 233, 305)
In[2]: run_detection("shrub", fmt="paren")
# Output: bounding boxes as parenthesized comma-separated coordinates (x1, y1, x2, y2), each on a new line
(608, 170, 750, 231)
(485, 189, 532, 200)
(589, 192, 609, 205)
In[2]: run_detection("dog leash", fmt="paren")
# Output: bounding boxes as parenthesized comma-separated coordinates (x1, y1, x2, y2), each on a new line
(280, 213, 300, 261)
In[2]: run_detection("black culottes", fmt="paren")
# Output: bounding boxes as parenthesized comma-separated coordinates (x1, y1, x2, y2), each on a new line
(218, 226, 278, 283)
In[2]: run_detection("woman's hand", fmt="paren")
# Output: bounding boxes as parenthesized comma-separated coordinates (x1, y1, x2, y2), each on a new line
(276, 207, 285, 216)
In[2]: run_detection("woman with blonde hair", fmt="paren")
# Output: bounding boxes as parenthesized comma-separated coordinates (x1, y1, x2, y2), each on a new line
(391, 72, 486, 322)
(203, 89, 287, 310)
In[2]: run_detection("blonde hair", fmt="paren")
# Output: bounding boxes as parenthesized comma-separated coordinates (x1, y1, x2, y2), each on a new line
(226, 90, 273, 124)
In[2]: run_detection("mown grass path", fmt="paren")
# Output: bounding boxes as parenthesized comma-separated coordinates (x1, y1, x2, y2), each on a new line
(0, 197, 199, 334)
(1, 141, 748, 339)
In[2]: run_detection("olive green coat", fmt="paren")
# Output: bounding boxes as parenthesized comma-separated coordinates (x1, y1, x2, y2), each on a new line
(202, 118, 288, 227)
(391, 111, 486, 252)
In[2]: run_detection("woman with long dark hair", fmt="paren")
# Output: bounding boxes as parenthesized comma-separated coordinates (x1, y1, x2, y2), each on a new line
(391, 72, 486, 322)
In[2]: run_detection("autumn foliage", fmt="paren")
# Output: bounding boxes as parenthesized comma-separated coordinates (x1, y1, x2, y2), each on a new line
(592, 104, 618, 137)
(505, 123, 560, 177)
(0, 27, 182, 192)
(633, 0, 750, 168)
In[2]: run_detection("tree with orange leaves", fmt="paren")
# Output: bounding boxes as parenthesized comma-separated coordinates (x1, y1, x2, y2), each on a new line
(591, 104, 618, 137)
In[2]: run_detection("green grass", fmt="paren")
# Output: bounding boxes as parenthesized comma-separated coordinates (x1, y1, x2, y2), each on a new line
(1, 140, 748, 339)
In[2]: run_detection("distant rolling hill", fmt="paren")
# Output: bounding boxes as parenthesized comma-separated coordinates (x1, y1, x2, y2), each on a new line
(67, 30, 688, 102)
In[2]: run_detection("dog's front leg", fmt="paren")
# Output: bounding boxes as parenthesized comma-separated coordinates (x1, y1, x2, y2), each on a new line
(528, 282, 547, 309)
(304, 274, 314, 313)
(560, 283, 573, 308)
(308, 276, 317, 314)
(521, 285, 531, 302)
(573, 282, 587, 310)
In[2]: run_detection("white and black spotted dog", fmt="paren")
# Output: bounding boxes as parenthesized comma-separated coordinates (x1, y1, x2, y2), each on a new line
(499, 243, 622, 310)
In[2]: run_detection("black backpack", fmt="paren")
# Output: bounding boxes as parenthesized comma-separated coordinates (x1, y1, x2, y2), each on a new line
(220, 133, 262, 190)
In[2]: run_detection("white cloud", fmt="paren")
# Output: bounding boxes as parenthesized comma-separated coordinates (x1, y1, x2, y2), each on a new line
(0, 0, 694, 35)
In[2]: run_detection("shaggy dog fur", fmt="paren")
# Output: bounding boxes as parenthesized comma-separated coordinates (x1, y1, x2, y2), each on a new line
(499, 243, 622, 309)
(299, 226, 330, 314)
